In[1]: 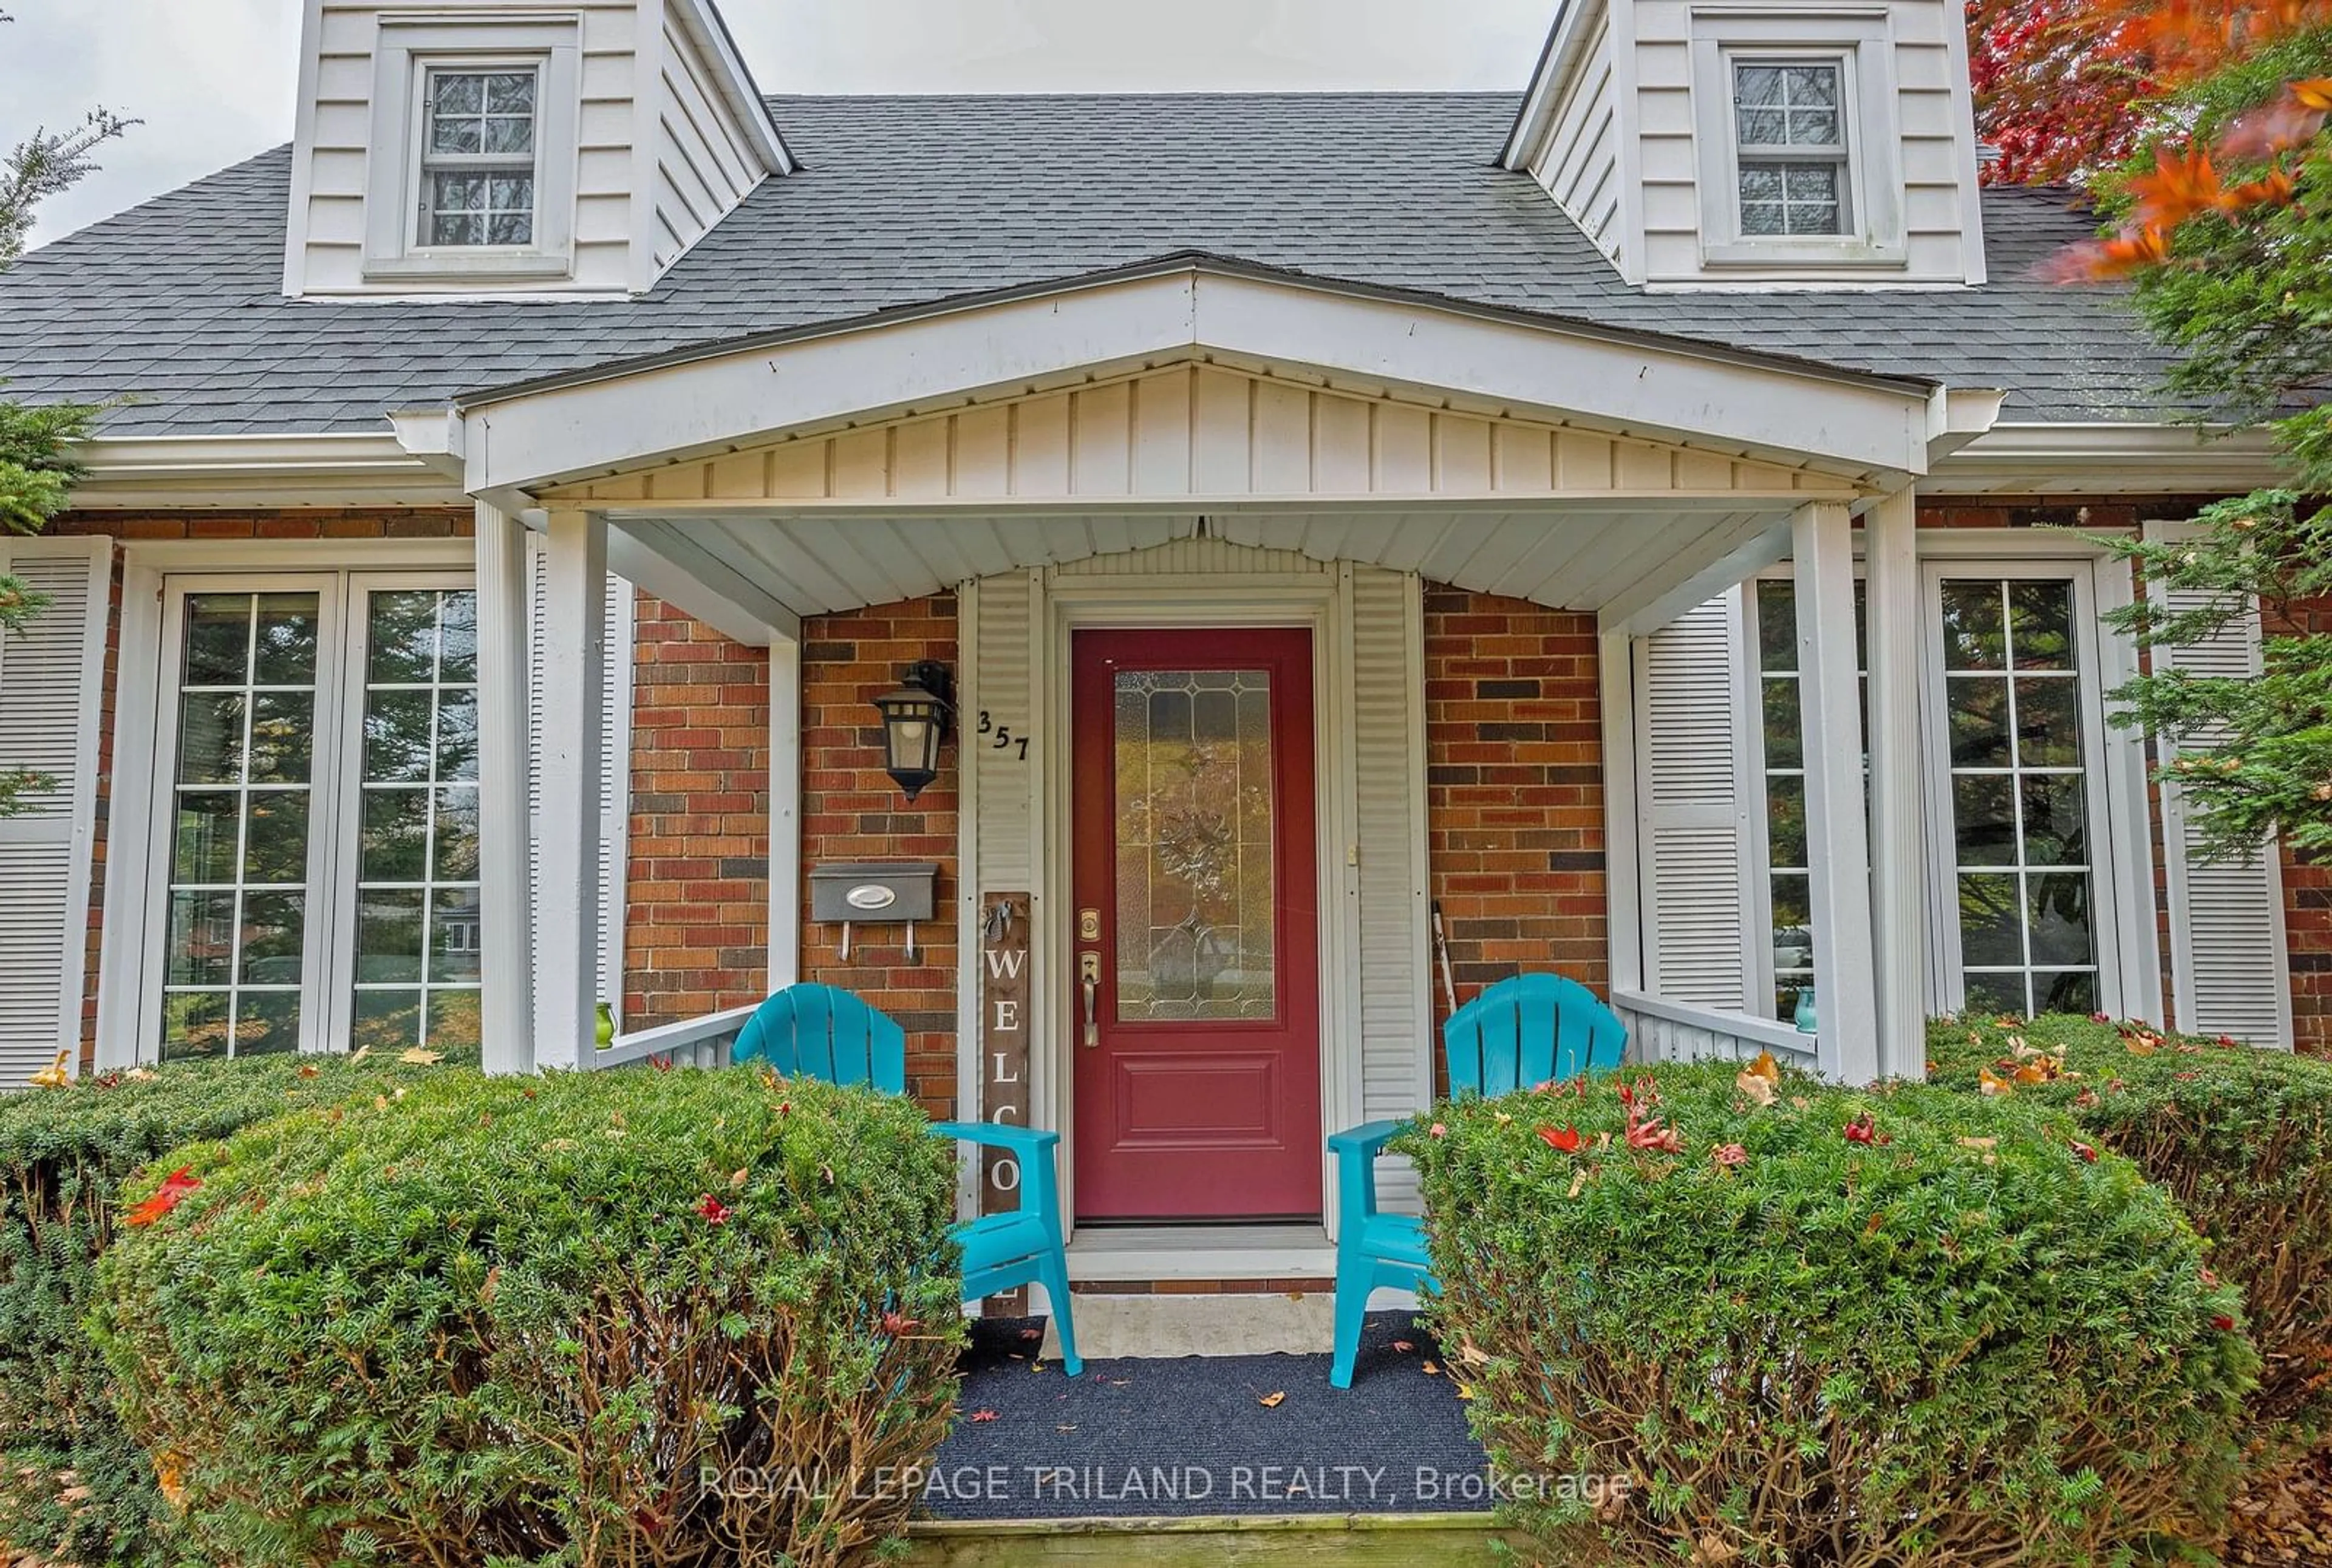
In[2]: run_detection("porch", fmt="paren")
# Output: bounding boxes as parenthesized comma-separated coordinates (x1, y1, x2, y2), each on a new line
(426, 261, 1992, 1281)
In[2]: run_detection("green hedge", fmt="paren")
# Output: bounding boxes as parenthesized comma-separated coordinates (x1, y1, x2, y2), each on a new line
(0, 1050, 457, 1567)
(94, 1064, 963, 1568)
(1402, 1059, 2254, 1566)
(1931, 1012, 2332, 1443)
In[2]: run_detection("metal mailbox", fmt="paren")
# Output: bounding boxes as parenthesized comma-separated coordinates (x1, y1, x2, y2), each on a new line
(809, 861, 939, 924)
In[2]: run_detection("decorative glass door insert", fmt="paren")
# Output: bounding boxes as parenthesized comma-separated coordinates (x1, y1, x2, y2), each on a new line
(1111, 667, 1277, 1023)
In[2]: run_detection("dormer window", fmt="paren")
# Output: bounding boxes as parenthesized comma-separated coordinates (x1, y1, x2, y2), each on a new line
(421, 70, 538, 248)
(1689, 10, 1908, 270)
(360, 16, 579, 284)
(1733, 63, 1846, 237)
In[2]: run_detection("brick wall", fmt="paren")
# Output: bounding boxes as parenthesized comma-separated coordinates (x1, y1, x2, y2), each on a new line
(1421, 585, 1608, 1065)
(622, 597, 771, 1032)
(797, 593, 960, 1119)
(45, 508, 472, 1067)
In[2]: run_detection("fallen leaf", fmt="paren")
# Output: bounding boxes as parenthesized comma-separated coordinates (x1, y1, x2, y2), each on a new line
(1259, 1391, 1286, 1408)
(349, 1046, 372, 1063)
(1978, 1066, 2011, 1096)
(1422, 1361, 1442, 1376)
(1711, 1142, 1748, 1168)
(1735, 1069, 1777, 1106)
(1459, 1338, 1491, 1366)
(1566, 1168, 1588, 1199)
(969, 1409, 1000, 1422)
(398, 1048, 443, 1065)
(1392, 1339, 1416, 1352)
(297, 1063, 321, 1079)
(1538, 1124, 1583, 1153)
(28, 1050, 70, 1090)
(1454, 1382, 1475, 1400)
(123, 1167, 203, 1227)
(1018, 1328, 1043, 1341)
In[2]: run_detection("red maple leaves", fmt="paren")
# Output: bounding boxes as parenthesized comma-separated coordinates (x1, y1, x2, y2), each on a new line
(122, 1167, 201, 1228)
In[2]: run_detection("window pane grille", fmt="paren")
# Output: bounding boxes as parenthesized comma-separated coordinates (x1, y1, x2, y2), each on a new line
(350, 589, 483, 1050)
(420, 69, 536, 247)
(1734, 61, 1847, 237)
(1938, 578, 2099, 1017)
(160, 593, 321, 1059)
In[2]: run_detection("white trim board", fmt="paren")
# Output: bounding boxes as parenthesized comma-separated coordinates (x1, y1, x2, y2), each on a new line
(445, 266, 1959, 493)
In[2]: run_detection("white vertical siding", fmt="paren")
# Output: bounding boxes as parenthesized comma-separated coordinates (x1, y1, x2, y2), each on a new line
(972, 571, 1034, 892)
(1634, 591, 1753, 1007)
(2147, 521, 2293, 1047)
(0, 540, 107, 1086)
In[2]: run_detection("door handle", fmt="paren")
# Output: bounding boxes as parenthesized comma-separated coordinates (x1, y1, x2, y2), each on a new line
(1079, 950, 1100, 1048)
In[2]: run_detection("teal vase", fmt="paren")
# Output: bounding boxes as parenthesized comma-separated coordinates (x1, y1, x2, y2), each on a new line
(1793, 986, 1818, 1034)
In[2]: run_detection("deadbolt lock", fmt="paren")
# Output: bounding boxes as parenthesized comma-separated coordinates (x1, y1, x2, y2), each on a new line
(1077, 907, 1100, 941)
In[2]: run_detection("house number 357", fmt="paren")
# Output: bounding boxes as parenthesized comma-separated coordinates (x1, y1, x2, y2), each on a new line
(975, 711, 1030, 760)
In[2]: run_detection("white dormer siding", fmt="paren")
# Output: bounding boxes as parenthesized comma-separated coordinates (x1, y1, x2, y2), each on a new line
(1506, 0, 1986, 288)
(282, 0, 791, 299)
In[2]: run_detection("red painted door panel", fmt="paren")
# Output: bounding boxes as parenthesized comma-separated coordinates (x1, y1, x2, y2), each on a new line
(1071, 628, 1322, 1221)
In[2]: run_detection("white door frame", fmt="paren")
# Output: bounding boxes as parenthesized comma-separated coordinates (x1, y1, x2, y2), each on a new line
(1032, 570, 1355, 1247)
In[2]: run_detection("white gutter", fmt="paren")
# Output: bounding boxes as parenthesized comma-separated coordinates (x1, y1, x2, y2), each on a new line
(1926, 422, 2286, 495)
(69, 431, 466, 508)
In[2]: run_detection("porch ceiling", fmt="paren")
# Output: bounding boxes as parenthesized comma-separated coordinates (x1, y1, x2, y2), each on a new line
(605, 503, 1801, 627)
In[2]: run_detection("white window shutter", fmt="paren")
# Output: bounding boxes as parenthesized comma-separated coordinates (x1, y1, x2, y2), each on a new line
(2147, 520, 2292, 1046)
(1634, 588, 1754, 1008)
(0, 539, 107, 1085)
(526, 535, 633, 1030)
(1350, 566, 1431, 1213)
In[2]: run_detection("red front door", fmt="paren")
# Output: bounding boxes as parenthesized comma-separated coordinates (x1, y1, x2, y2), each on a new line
(1070, 628, 1322, 1221)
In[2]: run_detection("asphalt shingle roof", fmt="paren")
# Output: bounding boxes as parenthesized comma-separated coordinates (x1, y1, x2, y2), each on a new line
(0, 92, 2179, 437)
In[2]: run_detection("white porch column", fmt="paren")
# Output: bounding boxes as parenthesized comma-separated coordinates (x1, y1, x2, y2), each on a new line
(1864, 490, 1927, 1079)
(474, 502, 534, 1074)
(1792, 501, 1880, 1082)
(536, 508, 607, 1070)
(767, 635, 801, 992)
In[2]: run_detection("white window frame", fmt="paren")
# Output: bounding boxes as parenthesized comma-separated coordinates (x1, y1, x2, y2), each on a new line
(1731, 538, 2161, 1028)
(363, 16, 579, 283)
(1915, 554, 2154, 1020)
(95, 540, 480, 1068)
(1741, 564, 1867, 1023)
(414, 62, 544, 253)
(1689, 9, 1908, 268)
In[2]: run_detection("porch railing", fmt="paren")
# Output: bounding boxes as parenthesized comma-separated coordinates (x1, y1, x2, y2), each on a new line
(584, 1004, 757, 1071)
(1612, 989, 1818, 1071)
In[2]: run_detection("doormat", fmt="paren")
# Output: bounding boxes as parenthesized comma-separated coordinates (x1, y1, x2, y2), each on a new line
(922, 1311, 1498, 1520)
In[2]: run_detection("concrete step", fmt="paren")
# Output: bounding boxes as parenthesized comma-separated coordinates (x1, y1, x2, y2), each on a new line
(900, 1512, 1527, 1565)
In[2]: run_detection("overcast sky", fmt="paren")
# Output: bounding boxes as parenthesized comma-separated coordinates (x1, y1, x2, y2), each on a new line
(2, 0, 1555, 250)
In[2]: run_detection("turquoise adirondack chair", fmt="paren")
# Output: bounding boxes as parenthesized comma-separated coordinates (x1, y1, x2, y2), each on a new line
(1326, 973, 1626, 1388)
(732, 983, 1082, 1375)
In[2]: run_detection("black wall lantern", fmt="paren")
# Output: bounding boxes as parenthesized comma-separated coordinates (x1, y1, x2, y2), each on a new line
(870, 660, 953, 802)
